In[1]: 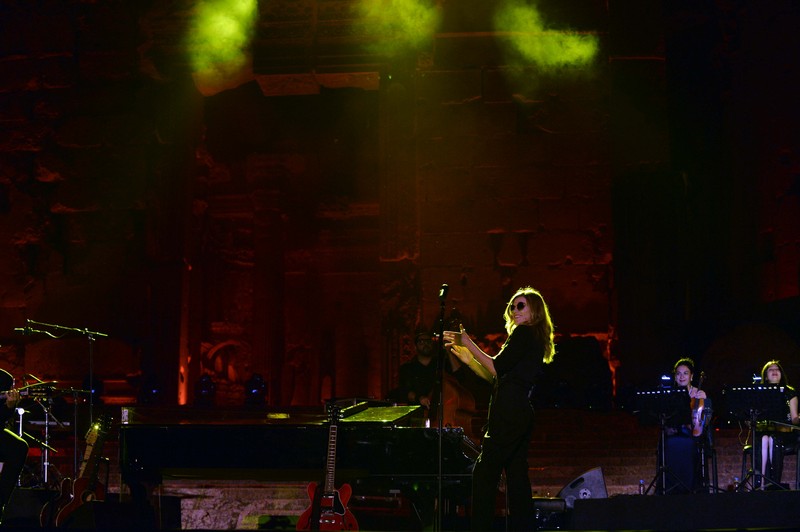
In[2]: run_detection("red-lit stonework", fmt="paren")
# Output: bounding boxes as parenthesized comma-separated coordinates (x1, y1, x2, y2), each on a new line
(0, 0, 797, 416)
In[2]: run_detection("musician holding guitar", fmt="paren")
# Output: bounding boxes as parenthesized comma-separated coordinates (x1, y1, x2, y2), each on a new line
(661, 357, 709, 495)
(755, 360, 799, 489)
(0, 369, 29, 523)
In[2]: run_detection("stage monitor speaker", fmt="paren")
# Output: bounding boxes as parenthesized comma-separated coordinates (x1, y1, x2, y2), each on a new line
(556, 466, 607, 508)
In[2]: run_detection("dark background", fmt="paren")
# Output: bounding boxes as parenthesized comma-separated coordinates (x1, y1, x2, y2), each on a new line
(0, 0, 797, 413)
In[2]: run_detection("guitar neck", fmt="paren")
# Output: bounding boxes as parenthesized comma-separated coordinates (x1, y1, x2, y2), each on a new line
(324, 423, 338, 493)
(77, 418, 110, 481)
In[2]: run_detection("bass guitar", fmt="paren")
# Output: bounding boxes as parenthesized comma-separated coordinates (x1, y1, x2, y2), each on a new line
(48, 414, 112, 527)
(296, 404, 358, 531)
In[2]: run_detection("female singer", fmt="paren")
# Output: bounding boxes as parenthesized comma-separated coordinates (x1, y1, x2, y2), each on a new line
(757, 360, 799, 488)
(444, 286, 555, 531)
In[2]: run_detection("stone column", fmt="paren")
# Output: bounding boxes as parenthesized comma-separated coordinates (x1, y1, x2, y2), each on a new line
(252, 190, 286, 405)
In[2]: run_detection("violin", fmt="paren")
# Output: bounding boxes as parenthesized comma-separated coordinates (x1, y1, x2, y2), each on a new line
(691, 371, 706, 437)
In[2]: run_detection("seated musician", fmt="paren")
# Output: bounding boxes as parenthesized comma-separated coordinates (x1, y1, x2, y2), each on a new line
(756, 360, 799, 489)
(387, 329, 437, 411)
(0, 369, 29, 522)
(662, 357, 709, 494)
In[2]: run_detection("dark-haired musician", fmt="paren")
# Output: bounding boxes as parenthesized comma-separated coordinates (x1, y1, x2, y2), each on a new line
(662, 357, 709, 494)
(0, 369, 28, 521)
(756, 360, 799, 489)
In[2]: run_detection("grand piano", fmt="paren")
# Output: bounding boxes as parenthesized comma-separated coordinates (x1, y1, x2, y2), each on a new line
(118, 400, 478, 528)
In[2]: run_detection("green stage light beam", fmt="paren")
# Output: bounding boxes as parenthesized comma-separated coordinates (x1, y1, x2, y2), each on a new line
(355, 0, 441, 54)
(494, 0, 598, 68)
(187, 0, 258, 91)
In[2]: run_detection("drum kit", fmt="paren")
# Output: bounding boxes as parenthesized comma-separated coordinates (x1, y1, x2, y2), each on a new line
(11, 376, 93, 490)
(10, 318, 106, 490)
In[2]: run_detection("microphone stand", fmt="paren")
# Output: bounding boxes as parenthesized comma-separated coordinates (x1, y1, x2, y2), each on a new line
(25, 319, 107, 426)
(434, 284, 448, 532)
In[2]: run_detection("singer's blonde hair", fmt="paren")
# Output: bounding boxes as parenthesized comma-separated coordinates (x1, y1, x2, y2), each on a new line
(504, 286, 555, 364)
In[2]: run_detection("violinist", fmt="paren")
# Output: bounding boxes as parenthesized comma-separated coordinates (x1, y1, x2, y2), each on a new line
(662, 357, 709, 494)
(755, 360, 799, 489)
(0, 369, 29, 523)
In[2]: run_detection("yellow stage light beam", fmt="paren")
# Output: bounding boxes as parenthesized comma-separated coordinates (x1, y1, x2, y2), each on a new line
(187, 0, 258, 95)
(355, 0, 441, 54)
(494, 0, 598, 68)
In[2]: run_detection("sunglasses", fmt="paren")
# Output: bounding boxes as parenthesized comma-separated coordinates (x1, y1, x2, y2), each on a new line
(509, 301, 526, 312)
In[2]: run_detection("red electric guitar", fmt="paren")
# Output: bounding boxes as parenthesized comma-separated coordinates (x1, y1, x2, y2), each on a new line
(48, 414, 112, 527)
(296, 404, 358, 531)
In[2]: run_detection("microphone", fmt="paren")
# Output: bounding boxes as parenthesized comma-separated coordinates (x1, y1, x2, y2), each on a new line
(438, 284, 449, 301)
(13, 327, 31, 335)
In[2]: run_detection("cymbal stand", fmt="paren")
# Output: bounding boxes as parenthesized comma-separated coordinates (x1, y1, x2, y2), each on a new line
(15, 407, 26, 487)
(37, 395, 67, 487)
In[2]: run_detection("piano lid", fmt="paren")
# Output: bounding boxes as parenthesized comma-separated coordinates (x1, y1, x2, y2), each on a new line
(119, 402, 425, 427)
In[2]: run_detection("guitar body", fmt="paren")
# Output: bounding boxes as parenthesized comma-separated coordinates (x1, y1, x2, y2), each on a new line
(55, 476, 105, 526)
(52, 414, 112, 527)
(297, 481, 358, 531)
(40, 477, 73, 527)
(296, 404, 358, 531)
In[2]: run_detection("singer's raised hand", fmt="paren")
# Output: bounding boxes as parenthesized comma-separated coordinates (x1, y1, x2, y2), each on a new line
(443, 324, 466, 346)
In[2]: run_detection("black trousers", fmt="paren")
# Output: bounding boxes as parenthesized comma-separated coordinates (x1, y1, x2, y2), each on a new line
(471, 402, 535, 531)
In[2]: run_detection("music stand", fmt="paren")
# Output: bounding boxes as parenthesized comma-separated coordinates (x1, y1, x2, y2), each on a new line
(724, 386, 788, 491)
(634, 388, 691, 495)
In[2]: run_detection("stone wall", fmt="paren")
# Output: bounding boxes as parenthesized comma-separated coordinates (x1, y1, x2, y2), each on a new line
(0, 1, 798, 411)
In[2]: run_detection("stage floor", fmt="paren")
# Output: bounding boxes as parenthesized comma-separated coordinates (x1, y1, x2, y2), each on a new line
(570, 490, 800, 531)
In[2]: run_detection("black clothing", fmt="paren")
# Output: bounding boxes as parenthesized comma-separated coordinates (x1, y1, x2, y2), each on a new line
(659, 388, 712, 495)
(756, 384, 797, 488)
(394, 357, 436, 406)
(471, 325, 543, 531)
(0, 370, 28, 516)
